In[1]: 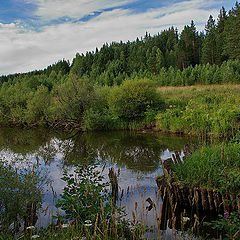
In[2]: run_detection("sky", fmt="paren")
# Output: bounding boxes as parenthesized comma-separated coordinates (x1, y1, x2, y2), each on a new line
(0, 0, 235, 75)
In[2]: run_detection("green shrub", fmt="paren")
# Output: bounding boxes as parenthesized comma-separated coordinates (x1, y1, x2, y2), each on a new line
(25, 85, 50, 124)
(108, 79, 161, 121)
(50, 75, 94, 124)
(156, 107, 184, 132)
(56, 159, 111, 223)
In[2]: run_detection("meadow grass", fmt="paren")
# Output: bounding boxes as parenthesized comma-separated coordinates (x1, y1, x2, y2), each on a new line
(156, 84, 240, 137)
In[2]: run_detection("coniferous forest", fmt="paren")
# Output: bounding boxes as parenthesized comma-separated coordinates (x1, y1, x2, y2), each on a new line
(0, 2, 239, 134)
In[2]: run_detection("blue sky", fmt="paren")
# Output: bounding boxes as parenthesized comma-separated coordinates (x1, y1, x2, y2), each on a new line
(0, 0, 236, 75)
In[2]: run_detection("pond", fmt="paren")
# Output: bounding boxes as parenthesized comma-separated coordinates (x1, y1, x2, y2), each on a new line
(0, 127, 202, 238)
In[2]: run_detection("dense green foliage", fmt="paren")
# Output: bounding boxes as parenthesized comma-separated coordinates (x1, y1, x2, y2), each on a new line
(204, 211, 240, 240)
(108, 79, 161, 121)
(0, 76, 161, 130)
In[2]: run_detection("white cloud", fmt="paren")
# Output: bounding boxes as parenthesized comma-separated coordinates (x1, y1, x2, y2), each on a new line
(0, 0, 220, 75)
(27, 0, 136, 20)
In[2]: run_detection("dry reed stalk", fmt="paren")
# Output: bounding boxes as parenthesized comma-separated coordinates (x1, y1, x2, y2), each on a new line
(94, 213, 99, 240)
(156, 189, 160, 203)
(100, 200, 106, 234)
(141, 196, 145, 223)
(233, 230, 240, 240)
(96, 226, 104, 238)
(102, 161, 107, 172)
(135, 202, 138, 213)
(44, 204, 49, 216)
(120, 189, 124, 201)
(112, 211, 117, 238)
(157, 203, 162, 240)
(131, 210, 136, 227)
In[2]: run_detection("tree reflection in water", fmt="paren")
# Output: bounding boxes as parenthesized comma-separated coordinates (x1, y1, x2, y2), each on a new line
(0, 127, 198, 231)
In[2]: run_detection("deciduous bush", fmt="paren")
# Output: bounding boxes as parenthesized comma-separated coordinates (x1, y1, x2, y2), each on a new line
(108, 79, 161, 121)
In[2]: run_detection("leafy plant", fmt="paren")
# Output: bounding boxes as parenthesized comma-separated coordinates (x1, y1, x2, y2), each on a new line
(56, 157, 111, 224)
(204, 211, 240, 240)
(108, 79, 161, 121)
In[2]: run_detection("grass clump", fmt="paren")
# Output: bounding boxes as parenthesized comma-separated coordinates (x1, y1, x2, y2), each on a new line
(172, 143, 240, 191)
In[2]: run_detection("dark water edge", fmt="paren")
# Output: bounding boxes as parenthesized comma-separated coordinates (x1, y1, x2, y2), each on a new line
(0, 127, 220, 239)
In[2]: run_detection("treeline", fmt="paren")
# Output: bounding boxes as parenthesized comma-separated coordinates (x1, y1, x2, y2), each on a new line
(0, 2, 239, 131)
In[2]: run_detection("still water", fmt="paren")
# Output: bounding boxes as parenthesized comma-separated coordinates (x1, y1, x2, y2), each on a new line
(0, 127, 199, 238)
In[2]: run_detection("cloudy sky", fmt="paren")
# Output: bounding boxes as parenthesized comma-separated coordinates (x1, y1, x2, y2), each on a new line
(0, 0, 234, 75)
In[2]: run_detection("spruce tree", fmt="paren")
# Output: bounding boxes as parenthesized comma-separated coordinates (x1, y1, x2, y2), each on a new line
(202, 15, 217, 65)
(215, 7, 228, 64)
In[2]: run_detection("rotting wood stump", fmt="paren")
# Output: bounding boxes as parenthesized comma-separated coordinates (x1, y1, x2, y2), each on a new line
(156, 153, 240, 214)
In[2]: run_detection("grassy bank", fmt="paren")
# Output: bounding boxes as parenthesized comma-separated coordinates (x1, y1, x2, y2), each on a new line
(172, 142, 240, 191)
(1, 71, 240, 137)
(156, 84, 240, 137)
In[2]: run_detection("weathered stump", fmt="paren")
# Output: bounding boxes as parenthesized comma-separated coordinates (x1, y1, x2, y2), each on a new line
(156, 155, 240, 216)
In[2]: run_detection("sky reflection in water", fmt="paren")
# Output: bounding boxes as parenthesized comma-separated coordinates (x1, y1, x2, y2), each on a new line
(0, 128, 197, 234)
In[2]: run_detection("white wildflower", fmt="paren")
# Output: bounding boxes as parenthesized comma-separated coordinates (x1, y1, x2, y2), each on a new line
(84, 220, 92, 227)
(26, 226, 35, 230)
(62, 223, 70, 228)
(182, 216, 190, 224)
(32, 235, 40, 239)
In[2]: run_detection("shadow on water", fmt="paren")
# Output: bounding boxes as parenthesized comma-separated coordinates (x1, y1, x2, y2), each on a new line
(0, 127, 206, 238)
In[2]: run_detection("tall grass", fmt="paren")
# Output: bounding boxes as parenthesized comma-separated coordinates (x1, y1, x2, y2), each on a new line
(173, 143, 240, 190)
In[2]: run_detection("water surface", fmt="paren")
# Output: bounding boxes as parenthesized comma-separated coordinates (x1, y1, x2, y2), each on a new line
(0, 127, 199, 237)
